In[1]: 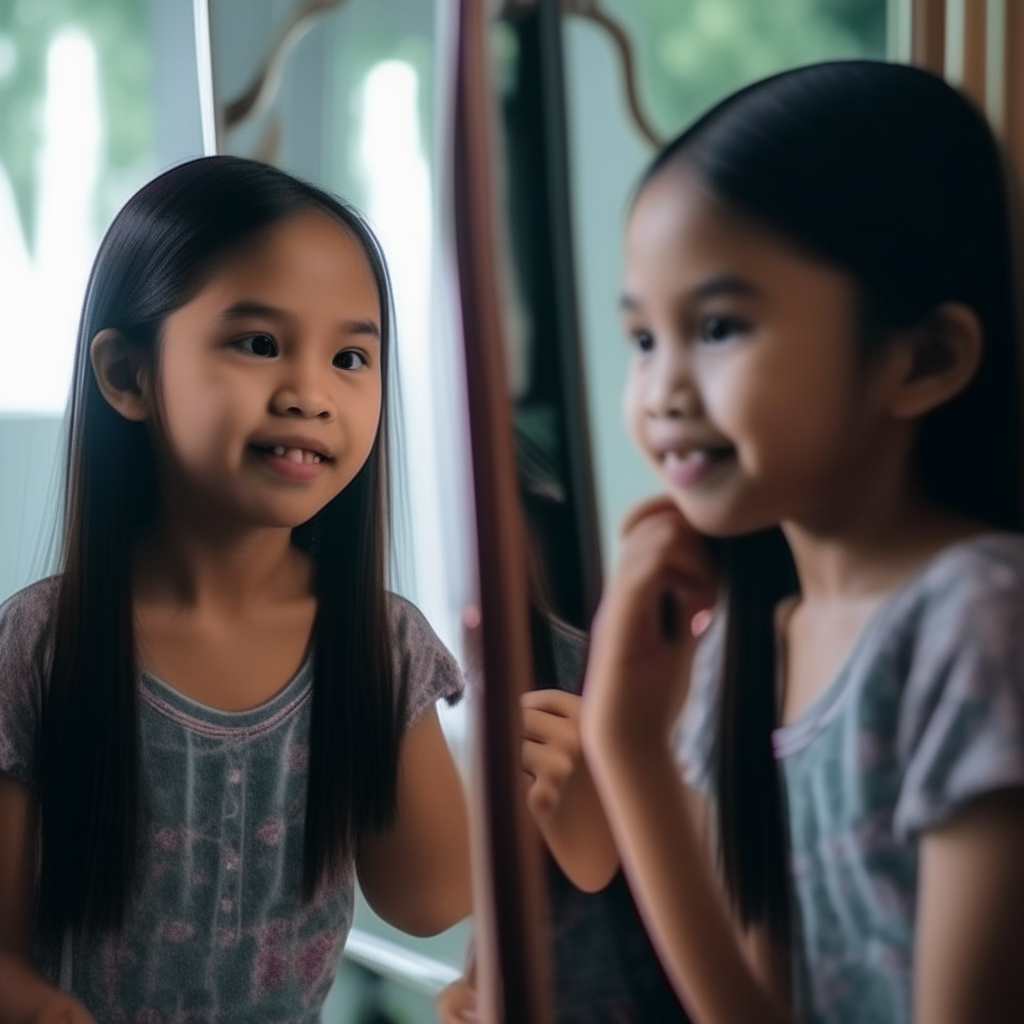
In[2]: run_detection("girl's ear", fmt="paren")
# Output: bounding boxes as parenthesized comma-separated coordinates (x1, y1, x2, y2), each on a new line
(887, 303, 983, 421)
(90, 328, 152, 422)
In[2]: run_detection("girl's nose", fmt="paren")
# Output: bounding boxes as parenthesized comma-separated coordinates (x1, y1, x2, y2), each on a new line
(270, 360, 336, 420)
(645, 345, 702, 420)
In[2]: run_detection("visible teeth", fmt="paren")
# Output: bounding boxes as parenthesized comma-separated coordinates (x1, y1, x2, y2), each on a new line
(266, 445, 323, 465)
(665, 450, 707, 467)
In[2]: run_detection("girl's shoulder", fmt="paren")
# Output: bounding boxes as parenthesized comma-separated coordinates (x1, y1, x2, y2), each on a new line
(0, 574, 62, 787)
(0, 574, 62, 677)
(384, 593, 464, 727)
(841, 532, 1024, 844)
(911, 530, 1024, 596)
(890, 531, 1024, 647)
(676, 532, 1024, 793)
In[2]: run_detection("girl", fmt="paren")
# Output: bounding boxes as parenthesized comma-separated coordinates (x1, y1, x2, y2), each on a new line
(581, 61, 1024, 1024)
(0, 156, 470, 1022)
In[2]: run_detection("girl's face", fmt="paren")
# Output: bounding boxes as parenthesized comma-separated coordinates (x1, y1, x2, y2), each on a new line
(153, 210, 383, 530)
(622, 168, 896, 537)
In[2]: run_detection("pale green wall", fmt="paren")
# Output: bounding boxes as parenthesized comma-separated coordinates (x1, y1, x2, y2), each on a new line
(0, 416, 64, 603)
(564, 21, 662, 568)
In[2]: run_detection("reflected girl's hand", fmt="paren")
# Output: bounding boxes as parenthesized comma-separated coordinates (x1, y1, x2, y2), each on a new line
(520, 688, 620, 892)
(520, 688, 584, 828)
(582, 496, 716, 753)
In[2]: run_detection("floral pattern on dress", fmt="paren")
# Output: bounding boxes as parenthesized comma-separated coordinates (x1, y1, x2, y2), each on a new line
(678, 534, 1024, 1024)
(0, 579, 463, 1024)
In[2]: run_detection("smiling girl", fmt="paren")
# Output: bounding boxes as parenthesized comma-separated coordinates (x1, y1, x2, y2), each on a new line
(0, 157, 470, 1022)
(581, 62, 1024, 1023)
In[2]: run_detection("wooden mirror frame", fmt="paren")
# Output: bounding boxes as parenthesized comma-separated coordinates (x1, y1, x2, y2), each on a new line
(450, 0, 556, 1021)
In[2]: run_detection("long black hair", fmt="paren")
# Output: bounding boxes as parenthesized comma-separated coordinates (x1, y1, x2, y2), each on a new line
(638, 61, 1022, 944)
(37, 156, 405, 944)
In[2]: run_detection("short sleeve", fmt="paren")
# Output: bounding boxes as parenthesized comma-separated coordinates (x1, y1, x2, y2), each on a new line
(0, 576, 61, 787)
(894, 547, 1024, 841)
(547, 618, 589, 695)
(386, 594, 464, 728)
(673, 610, 725, 794)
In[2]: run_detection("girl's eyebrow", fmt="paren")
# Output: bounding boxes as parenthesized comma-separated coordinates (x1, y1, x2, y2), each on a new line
(619, 275, 760, 313)
(342, 319, 381, 339)
(219, 300, 380, 338)
(220, 299, 290, 323)
(689, 275, 760, 301)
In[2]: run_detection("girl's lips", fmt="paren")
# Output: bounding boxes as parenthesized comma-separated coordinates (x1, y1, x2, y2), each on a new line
(250, 444, 331, 482)
(662, 447, 735, 488)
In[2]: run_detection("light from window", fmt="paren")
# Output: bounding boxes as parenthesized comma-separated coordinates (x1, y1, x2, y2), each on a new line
(0, 27, 101, 413)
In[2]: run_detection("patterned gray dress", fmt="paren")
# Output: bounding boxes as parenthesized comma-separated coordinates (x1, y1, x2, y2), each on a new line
(677, 533, 1024, 1024)
(0, 576, 463, 1023)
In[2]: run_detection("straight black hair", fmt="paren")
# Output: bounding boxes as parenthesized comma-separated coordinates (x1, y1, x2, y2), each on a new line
(36, 156, 405, 945)
(639, 61, 1022, 944)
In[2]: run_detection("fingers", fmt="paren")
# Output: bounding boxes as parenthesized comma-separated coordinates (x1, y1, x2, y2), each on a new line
(521, 737, 574, 785)
(614, 510, 716, 613)
(521, 705, 580, 749)
(435, 976, 479, 1024)
(36, 998, 97, 1024)
(619, 493, 688, 536)
(620, 508, 710, 575)
(520, 688, 580, 718)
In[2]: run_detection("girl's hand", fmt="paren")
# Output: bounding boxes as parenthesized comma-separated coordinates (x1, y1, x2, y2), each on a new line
(520, 689, 619, 892)
(0, 954, 97, 1024)
(435, 950, 478, 1024)
(583, 496, 716, 752)
(32, 994, 96, 1024)
(434, 973, 479, 1023)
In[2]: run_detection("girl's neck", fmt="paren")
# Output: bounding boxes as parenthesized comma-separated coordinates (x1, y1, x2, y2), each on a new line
(782, 489, 990, 602)
(133, 512, 311, 611)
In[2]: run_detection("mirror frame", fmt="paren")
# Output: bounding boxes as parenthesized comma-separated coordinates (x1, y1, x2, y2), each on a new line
(450, 0, 555, 1020)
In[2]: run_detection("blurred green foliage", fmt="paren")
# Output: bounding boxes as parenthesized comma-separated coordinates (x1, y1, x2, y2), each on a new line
(600, 0, 886, 138)
(0, 0, 152, 248)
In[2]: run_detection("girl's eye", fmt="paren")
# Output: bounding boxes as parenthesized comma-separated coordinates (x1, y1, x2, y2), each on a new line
(238, 333, 278, 358)
(333, 350, 367, 370)
(699, 315, 747, 344)
(630, 329, 655, 354)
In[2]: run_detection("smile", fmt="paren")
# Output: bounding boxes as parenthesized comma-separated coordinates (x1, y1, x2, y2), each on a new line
(249, 440, 335, 481)
(265, 445, 324, 465)
(661, 446, 735, 487)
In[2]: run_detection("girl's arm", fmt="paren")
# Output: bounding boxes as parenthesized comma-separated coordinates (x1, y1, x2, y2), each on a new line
(520, 688, 619, 892)
(914, 787, 1024, 1023)
(580, 498, 791, 1024)
(584, 727, 790, 1024)
(356, 705, 471, 936)
(0, 774, 95, 1024)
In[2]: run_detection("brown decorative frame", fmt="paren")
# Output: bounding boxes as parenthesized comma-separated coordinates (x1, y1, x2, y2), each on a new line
(561, 0, 664, 147)
(451, 0, 556, 1021)
(502, 0, 665, 148)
